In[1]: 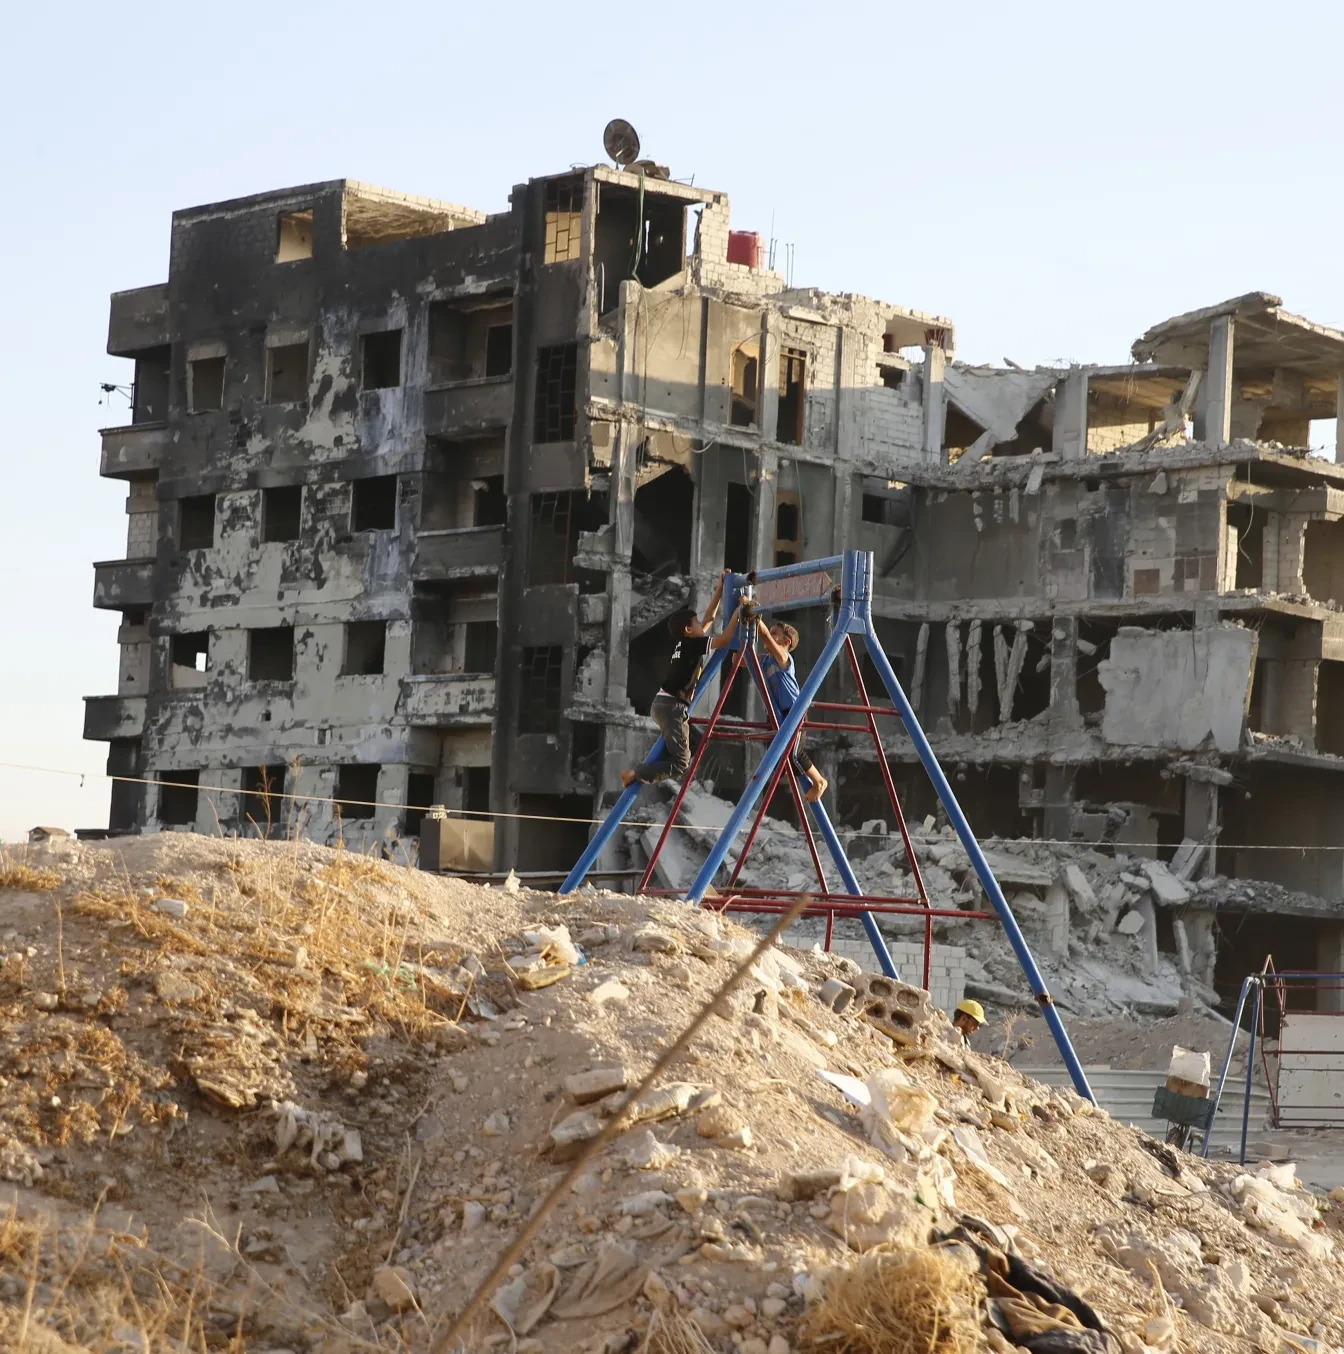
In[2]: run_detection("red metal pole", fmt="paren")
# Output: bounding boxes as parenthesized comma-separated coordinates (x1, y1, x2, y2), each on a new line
(844, 635, 936, 991)
(637, 646, 747, 893)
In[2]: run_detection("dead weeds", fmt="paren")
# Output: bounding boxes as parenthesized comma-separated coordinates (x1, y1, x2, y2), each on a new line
(0, 852, 62, 892)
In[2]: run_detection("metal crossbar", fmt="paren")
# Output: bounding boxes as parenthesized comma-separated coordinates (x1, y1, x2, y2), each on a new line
(559, 549, 1095, 1102)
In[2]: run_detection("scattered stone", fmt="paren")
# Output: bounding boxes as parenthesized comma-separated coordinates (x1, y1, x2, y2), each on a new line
(31, 992, 58, 1011)
(696, 1103, 745, 1139)
(243, 1175, 280, 1194)
(718, 1127, 753, 1149)
(462, 1201, 487, 1231)
(372, 1265, 417, 1311)
(1116, 910, 1146, 935)
(482, 1110, 510, 1136)
(777, 1168, 843, 1202)
(633, 927, 679, 953)
(817, 977, 856, 1013)
(151, 897, 189, 919)
(675, 1187, 708, 1212)
(564, 1066, 629, 1104)
(550, 1110, 601, 1159)
(588, 980, 631, 1006)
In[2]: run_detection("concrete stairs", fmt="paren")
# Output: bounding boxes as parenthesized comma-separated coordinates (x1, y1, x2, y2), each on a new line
(1018, 1065, 1274, 1152)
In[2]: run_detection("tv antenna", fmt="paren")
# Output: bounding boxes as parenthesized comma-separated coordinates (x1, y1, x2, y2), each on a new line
(602, 118, 640, 168)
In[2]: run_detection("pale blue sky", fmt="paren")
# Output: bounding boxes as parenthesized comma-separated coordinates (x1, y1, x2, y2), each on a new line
(4, 0, 1343, 839)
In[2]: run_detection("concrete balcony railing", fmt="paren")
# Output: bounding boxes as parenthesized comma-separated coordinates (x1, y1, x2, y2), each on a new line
(100, 421, 170, 479)
(400, 673, 496, 725)
(413, 525, 504, 581)
(93, 558, 155, 610)
(108, 283, 169, 356)
(423, 376, 512, 438)
(83, 694, 148, 742)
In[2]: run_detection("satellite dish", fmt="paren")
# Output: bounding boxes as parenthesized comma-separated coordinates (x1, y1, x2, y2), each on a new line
(603, 119, 641, 167)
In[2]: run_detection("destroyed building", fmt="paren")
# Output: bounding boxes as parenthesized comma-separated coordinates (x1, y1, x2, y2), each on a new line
(83, 165, 1344, 1004)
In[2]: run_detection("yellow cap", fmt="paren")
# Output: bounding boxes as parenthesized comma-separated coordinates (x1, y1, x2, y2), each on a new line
(955, 999, 986, 1025)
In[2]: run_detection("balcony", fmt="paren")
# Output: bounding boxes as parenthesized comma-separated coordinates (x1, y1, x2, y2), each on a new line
(400, 673, 496, 726)
(83, 694, 148, 742)
(424, 377, 512, 438)
(100, 421, 170, 479)
(93, 558, 155, 610)
(107, 283, 170, 356)
(413, 525, 504, 581)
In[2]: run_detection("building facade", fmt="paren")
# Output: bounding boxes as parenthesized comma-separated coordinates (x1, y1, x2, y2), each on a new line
(82, 169, 1344, 995)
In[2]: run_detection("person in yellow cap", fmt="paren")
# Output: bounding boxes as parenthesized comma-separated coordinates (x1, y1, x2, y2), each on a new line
(952, 999, 985, 1047)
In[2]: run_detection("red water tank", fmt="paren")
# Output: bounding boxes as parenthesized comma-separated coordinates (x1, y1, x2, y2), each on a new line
(727, 230, 764, 269)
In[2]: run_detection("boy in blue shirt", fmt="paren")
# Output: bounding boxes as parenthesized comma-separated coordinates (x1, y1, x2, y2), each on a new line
(755, 618, 828, 803)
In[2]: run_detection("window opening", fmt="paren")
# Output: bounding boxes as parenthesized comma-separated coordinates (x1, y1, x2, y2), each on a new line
(249, 626, 295, 681)
(464, 766, 491, 816)
(352, 475, 398, 532)
(361, 330, 403, 390)
(534, 344, 578, 442)
(474, 476, 506, 526)
(169, 632, 209, 689)
(276, 210, 314, 262)
(343, 620, 387, 675)
(464, 620, 498, 672)
(731, 341, 759, 427)
(485, 323, 513, 377)
(132, 347, 170, 424)
(267, 342, 309, 404)
(428, 301, 513, 384)
(241, 765, 287, 835)
(158, 770, 199, 826)
(724, 482, 753, 573)
(544, 179, 583, 264)
(519, 646, 564, 733)
(263, 485, 303, 542)
(179, 495, 216, 550)
(777, 347, 806, 445)
(335, 764, 379, 821)
(403, 772, 436, 837)
(188, 357, 225, 412)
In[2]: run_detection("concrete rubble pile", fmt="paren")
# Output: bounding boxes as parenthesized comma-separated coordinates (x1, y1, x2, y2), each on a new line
(628, 781, 1311, 1025)
(3, 831, 1344, 1354)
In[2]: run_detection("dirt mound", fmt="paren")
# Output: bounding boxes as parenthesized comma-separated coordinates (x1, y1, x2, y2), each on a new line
(0, 834, 1341, 1353)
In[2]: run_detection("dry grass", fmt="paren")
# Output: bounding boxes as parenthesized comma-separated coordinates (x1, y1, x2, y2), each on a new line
(641, 1307, 717, 1353)
(0, 852, 61, 892)
(800, 1248, 981, 1354)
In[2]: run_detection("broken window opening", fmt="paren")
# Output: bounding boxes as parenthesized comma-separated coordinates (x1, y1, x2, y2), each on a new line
(248, 626, 295, 682)
(1303, 518, 1344, 606)
(343, 620, 387, 675)
(422, 438, 506, 530)
(267, 342, 310, 405)
(464, 766, 491, 816)
(571, 721, 601, 785)
(361, 330, 403, 390)
(241, 765, 287, 837)
(861, 490, 910, 528)
(941, 405, 986, 463)
(263, 484, 303, 543)
(276, 209, 315, 262)
(1076, 620, 1119, 720)
(169, 632, 209, 689)
(777, 348, 806, 446)
(730, 342, 760, 428)
(880, 365, 906, 391)
(351, 475, 398, 532)
(474, 476, 507, 526)
(633, 467, 694, 577)
(157, 770, 200, 827)
(188, 356, 225, 412)
(774, 492, 801, 567)
(403, 771, 436, 837)
(464, 620, 498, 673)
(534, 343, 578, 443)
(1225, 502, 1265, 590)
(527, 490, 607, 587)
(335, 764, 379, 821)
(132, 347, 171, 424)
(518, 646, 564, 733)
(724, 481, 754, 574)
(428, 299, 514, 384)
(179, 494, 216, 551)
(543, 179, 583, 265)
(593, 183, 687, 310)
(1317, 661, 1344, 756)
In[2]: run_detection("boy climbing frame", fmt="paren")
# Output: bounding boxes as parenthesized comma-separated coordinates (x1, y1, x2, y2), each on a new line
(560, 550, 1095, 1103)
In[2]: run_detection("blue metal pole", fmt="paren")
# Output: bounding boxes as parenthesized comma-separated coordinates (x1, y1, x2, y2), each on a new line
(1240, 980, 1262, 1165)
(685, 621, 854, 904)
(1202, 976, 1253, 1158)
(856, 625, 1097, 1105)
(558, 646, 730, 895)
(807, 796, 899, 978)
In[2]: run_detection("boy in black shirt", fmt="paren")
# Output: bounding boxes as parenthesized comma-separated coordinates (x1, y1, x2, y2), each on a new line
(622, 569, 742, 787)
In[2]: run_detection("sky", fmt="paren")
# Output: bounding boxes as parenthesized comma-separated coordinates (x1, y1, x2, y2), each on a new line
(3, 0, 1344, 841)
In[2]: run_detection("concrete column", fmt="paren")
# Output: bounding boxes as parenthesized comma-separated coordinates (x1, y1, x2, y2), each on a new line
(1048, 617, 1080, 729)
(1183, 776, 1219, 879)
(604, 423, 637, 707)
(196, 767, 242, 837)
(922, 342, 946, 463)
(1316, 922, 1344, 1012)
(1184, 908, 1218, 988)
(1051, 370, 1089, 459)
(1200, 316, 1235, 447)
(1043, 878, 1070, 956)
(1042, 765, 1075, 843)
(760, 313, 780, 442)
(1134, 896, 1160, 976)
(1336, 373, 1344, 463)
